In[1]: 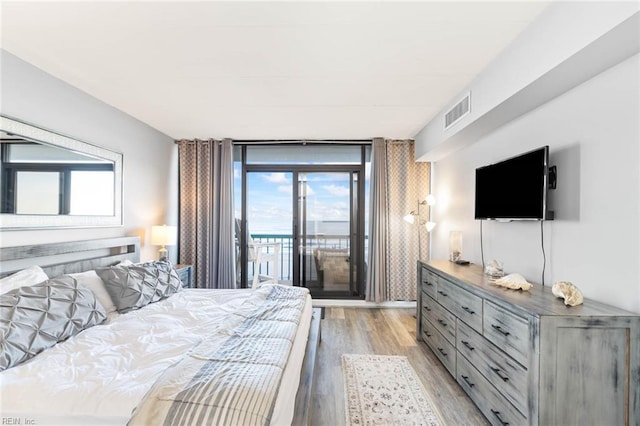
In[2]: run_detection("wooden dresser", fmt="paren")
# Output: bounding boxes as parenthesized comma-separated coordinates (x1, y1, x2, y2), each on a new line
(417, 260, 639, 426)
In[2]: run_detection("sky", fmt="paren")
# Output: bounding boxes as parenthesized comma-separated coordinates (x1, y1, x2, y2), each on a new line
(239, 170, 353, 235)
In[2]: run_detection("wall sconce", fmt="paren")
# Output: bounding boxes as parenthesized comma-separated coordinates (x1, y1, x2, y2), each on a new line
(404, 194, 436, 259)
(151, 224, 177, 261)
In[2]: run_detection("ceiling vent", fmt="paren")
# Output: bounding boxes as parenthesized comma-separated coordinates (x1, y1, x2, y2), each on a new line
(444, 92, 471, 130)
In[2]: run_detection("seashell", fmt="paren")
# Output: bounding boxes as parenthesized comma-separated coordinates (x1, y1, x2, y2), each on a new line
(552, 281, 584, 306)
(492, 273, 532, 291)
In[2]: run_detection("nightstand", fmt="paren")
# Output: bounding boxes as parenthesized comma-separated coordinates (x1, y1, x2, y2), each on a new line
(174, 264, 194, 288)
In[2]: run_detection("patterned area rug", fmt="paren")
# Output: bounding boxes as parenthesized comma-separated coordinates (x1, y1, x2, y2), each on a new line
(342, 354, 442, 426)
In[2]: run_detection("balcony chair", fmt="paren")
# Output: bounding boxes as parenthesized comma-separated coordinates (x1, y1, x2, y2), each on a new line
(235, 219, 281, 288)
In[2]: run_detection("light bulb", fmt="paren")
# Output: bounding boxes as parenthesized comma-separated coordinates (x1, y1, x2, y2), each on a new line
(426, 194, 436, 206)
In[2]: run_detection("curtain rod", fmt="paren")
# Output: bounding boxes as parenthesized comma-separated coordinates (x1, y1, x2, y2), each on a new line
(233, 139, 372, 145)
(175, 139, 372, 145)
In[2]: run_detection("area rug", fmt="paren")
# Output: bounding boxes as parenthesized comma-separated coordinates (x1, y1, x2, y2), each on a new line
(342, 354, 443, 426)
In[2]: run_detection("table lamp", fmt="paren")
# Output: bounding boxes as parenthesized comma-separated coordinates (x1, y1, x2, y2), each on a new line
(151, 224, 177, 261)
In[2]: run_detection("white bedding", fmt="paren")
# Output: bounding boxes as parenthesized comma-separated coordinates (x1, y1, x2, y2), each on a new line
(0, 285, 312, 425)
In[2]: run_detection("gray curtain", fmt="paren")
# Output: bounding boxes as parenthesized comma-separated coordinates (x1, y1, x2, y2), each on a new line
(366, 138, 431, 302)
(178, 138, 236, 289)
(366, 138, 389, 302)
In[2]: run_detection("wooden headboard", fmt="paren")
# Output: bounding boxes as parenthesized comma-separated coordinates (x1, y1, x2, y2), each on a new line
(0, 237, 140, 278)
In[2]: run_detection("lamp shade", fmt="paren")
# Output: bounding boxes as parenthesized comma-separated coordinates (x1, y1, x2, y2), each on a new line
(425, 221, 436, 232)
(426, 194, 436, 206)
(403, 213, 415, 224)
(151, 225, 177, 246)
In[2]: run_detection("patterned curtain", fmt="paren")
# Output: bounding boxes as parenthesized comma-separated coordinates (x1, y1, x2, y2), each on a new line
(366, 139, 430, 302)
(177, 138, 236, 289)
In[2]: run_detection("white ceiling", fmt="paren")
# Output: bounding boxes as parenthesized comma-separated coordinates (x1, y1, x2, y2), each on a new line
(1, 1, 548, 140)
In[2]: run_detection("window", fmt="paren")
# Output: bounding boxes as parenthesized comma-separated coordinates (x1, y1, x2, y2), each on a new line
(1, 141, 114, 216)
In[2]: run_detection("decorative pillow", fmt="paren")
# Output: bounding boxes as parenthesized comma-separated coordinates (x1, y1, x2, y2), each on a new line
(0, 275, 107, 371)
(96, 261, 182, 313)
(69, 270, 117, 314)
(0, 265, 48, 295)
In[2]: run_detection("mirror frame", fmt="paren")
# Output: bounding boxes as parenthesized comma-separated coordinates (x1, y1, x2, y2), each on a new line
(0, 116, 123, 229)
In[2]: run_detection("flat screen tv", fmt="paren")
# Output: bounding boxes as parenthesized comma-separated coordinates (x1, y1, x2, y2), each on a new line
(475, 146, 551, 221)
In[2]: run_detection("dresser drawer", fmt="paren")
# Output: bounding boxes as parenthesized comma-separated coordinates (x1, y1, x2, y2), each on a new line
(483, 301, 529, 365)
(457, 353, 527, 426)
(436, 278, 483, 333)
(457, 321, 529, 415)
(422, 294, 456, 345)
(421, 318, 456, 376)
(420, 267, 438, 299)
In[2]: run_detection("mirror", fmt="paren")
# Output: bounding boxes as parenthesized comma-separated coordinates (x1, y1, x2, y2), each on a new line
(0, 116, 123, 229)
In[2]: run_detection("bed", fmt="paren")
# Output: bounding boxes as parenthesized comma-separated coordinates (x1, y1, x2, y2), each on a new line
(0, 237, 320, 425)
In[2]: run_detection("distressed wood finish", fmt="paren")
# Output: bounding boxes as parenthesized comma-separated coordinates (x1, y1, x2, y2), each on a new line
(425, 260, 637, 317)
(457, 353, 528, 426)
(538, 316, 640, 426)
(457, 320, 529, 415)
(422, 293, 457, 345)
(418, 260, 640, 426)
(174, 264, 194, 288)
(422, 316, 456, 376)
(0, 237, 140, 277)
(438, 277, 483, 332)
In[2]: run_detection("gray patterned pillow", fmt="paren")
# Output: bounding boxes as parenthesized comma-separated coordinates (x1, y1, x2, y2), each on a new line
(96, 261, 182, 313)
(0, 275, 107, 371)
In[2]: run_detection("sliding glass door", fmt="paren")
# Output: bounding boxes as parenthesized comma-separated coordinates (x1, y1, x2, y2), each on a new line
(236, 144, 368, 298)
(297, 171, 360, 297)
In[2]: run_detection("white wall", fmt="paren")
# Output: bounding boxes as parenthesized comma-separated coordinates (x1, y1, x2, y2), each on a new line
(431, 54, 639, 313)
(0, 50, 179, 262)
(415, 3, 639, 161)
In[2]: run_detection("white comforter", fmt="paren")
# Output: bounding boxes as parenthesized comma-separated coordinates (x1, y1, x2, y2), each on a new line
(0, 286, 310, 425)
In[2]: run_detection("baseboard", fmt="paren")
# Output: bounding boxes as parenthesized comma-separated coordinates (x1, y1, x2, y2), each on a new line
(312, 299, 416, 309)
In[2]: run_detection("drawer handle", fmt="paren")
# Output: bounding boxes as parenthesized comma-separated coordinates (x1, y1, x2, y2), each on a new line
(461, 340, 475, 351)
(491, 324, 511, 336)
(424, 281, 433, 286)
(437, 290, 448, 297)
(425, 332, 432, 337)
(423, 306, 432, 312)
(491, 366, 510, 382)
(437, 347, 448, 357)
(460, 375, 475, 388)
(491, 409, 510, 426)
(437, 319, 447, 327)
(461, 306, 475, 315)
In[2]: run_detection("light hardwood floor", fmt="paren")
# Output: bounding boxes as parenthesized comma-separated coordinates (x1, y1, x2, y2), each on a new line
(310, 307, 488, 426)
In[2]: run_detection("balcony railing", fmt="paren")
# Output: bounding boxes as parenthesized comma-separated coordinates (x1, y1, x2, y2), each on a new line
(247, 233, 352, 283)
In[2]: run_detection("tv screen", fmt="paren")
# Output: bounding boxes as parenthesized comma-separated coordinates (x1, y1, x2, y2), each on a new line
(475, 146, 550, 220)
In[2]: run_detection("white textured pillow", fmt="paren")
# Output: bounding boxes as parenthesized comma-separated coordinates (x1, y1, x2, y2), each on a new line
(69, 270, 118, 314)
(0, 265, 48, 295)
